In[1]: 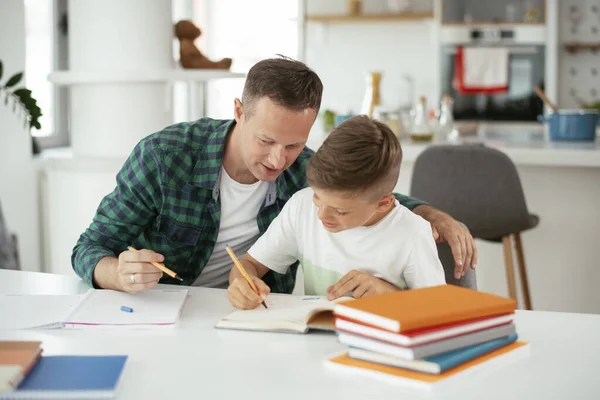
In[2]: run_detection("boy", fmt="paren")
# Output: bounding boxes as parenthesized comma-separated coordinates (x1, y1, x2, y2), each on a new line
(227, 115, 445, 309)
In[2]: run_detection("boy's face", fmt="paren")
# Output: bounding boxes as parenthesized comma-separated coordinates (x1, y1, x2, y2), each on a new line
(312, 188, 395, 233)
(234, 97, 316, 182)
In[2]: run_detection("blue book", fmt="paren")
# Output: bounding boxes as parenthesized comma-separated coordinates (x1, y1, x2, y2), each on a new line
(0, 355, 127, 399)
(348, 333, 518, 375)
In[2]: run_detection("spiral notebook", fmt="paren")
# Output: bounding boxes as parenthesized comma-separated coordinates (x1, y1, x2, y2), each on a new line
(0, 288, 188, 330)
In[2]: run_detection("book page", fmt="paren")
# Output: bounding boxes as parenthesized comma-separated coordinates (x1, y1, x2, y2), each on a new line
(0, 293, 88, 330)
(220, 294, 335, 326)
(64, 289, 188, 327)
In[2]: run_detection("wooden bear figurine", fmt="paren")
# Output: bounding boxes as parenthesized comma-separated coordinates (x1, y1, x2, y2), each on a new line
(175, 20, 232, 69)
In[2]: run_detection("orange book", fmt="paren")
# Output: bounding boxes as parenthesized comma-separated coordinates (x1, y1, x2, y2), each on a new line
(326, 341, 529, 390)
(333, 284, 516, 333)
(0, 341, 43, 392)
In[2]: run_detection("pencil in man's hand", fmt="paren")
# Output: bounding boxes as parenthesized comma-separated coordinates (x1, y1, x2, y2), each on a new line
(225, 244, 268, 309)
(127, 246, 184, 282)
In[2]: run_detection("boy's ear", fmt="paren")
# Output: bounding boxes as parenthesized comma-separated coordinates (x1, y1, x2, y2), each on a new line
(376, 194, 396, 212)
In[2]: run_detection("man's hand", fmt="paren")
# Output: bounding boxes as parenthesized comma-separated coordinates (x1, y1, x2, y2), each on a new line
(114, 249, 164, 294)
(228, 276, 270, 310)
(327, 270, 400, 301)
(413, 205, 478, 279)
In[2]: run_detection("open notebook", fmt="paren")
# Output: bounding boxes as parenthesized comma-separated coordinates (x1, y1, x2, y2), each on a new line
(0, 289, 188, 330)
(215, 294, 352, 334)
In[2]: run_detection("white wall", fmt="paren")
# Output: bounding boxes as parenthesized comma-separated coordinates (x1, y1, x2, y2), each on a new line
(0, 0, 42, 272)
(40, 158, 124, 276)
(304, 0, 438, 115)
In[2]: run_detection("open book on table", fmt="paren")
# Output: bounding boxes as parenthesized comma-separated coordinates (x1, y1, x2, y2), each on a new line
(0, 288, 189, 330)
(215, 294, 352, 334)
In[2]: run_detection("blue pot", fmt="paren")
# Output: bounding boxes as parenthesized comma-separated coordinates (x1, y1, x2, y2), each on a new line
(334, 114, 355, 127)
(538, 110, 599, 141)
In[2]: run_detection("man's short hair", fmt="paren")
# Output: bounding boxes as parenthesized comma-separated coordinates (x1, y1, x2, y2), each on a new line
(241, 55, 323, 117)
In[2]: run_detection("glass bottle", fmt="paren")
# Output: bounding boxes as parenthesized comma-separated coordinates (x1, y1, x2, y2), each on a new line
(438, 95, 460, 142)
(361, 71, 382, 119)
(410, 96, 433, 142)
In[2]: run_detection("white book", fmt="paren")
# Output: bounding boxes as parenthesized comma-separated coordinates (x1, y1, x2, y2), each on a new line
(0, 288, 188, 330)
(337, 323, 516, 360)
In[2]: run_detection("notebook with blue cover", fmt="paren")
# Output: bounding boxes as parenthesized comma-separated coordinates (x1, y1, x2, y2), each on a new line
(0, 355, 127, 399)
(347, 333, 518, 374)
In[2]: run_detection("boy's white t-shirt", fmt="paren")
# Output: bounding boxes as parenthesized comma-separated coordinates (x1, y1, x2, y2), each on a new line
(248, 187, 446, 296)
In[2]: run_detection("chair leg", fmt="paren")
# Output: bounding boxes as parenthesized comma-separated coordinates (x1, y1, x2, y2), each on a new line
(514, 233, 532, 310)
(502, 236, 517, 303)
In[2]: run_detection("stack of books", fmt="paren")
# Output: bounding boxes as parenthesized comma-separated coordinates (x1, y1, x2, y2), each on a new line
(325, 285, 530, 390)
(0, 340, 127, 399)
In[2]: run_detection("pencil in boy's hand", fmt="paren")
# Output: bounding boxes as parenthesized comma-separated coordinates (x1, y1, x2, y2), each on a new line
(225, 244, 268, 309)
(127, 246, 184, 282)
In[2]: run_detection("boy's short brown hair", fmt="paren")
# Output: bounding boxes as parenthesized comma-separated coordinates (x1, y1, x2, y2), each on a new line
(306, 115, 402, 200)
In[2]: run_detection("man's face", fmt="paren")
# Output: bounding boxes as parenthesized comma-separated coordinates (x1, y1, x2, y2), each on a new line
(234, 97, 317, 182)
(311, 188, 395, 233)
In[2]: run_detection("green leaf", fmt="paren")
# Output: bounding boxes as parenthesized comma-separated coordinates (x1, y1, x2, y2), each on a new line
(0, 61, 3, 81)
(20, 96, 36, 107)
(5, 72, 23, 88)
(13, 88, 32, 98)
(30, 107, 42, 118)
(32, 120, 41, 130)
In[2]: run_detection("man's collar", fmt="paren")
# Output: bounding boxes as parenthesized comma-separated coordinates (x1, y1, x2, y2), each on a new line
(190, 119, 235, 190)
(188, 118, 294, 204)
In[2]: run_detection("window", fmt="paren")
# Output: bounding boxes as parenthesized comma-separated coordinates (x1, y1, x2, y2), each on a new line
(194, 0, 301, 118)
(24, 0, 69, 149)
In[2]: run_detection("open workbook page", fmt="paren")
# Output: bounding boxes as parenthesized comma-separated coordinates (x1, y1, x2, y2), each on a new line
(216, 294, 349, 333)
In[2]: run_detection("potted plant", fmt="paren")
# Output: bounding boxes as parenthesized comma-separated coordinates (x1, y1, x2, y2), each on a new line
(0, 60, 43, 154)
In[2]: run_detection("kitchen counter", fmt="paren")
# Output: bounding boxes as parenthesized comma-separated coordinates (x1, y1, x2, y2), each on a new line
(308, 126, 600, 167)
(400, 131, 600, 168)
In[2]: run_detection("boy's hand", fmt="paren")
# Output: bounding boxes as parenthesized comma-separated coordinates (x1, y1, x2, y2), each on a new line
(327, 270, 399, 300)
(227, 276, 270, 310)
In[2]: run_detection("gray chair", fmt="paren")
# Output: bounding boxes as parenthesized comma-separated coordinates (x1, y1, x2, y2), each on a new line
(410, 144, 538, 309)
(0, 200, 20, 271)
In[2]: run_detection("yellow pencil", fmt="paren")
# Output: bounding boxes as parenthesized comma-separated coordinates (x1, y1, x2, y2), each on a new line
(127, 246, 184, 282)
(225, 244, 268, 309)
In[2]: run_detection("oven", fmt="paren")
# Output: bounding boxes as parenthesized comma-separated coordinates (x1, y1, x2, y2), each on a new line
(440, 26, 546, 122)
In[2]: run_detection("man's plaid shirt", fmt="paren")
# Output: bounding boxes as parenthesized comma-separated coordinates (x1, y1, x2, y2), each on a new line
(71, 118, 426, 293)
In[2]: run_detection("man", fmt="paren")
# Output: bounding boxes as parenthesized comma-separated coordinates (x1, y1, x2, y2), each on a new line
(72, 56, 477, 294)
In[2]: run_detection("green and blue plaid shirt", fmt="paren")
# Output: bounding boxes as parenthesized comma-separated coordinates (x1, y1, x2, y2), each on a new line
(72, 118, 426, 293)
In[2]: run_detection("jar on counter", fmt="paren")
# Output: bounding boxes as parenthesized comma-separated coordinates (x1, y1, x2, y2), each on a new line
(373, 106, 406, 137)
(438, 95, 460, 142)
(360, 71, 382, 119)
(410, 96, 434, 142)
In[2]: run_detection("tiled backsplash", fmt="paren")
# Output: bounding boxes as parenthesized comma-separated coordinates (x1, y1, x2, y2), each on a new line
(559, 0, 600, 108)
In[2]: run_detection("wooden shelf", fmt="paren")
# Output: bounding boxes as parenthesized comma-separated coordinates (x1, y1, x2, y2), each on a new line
(305, 12, 434, 23)
(48, 69, 246, 85)
(564, 43, 600, 54)
(441, 21, 545, 26)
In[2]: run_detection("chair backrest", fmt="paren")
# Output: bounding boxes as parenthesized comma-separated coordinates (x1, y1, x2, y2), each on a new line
(410, 144, 531, 239)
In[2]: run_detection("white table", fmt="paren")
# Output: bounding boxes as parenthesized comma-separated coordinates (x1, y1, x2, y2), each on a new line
(1, 270, 599, 399)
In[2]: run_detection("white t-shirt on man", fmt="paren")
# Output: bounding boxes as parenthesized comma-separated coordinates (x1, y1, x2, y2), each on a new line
(193, 167, 269, 288)
(248, 187, 446, 295)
